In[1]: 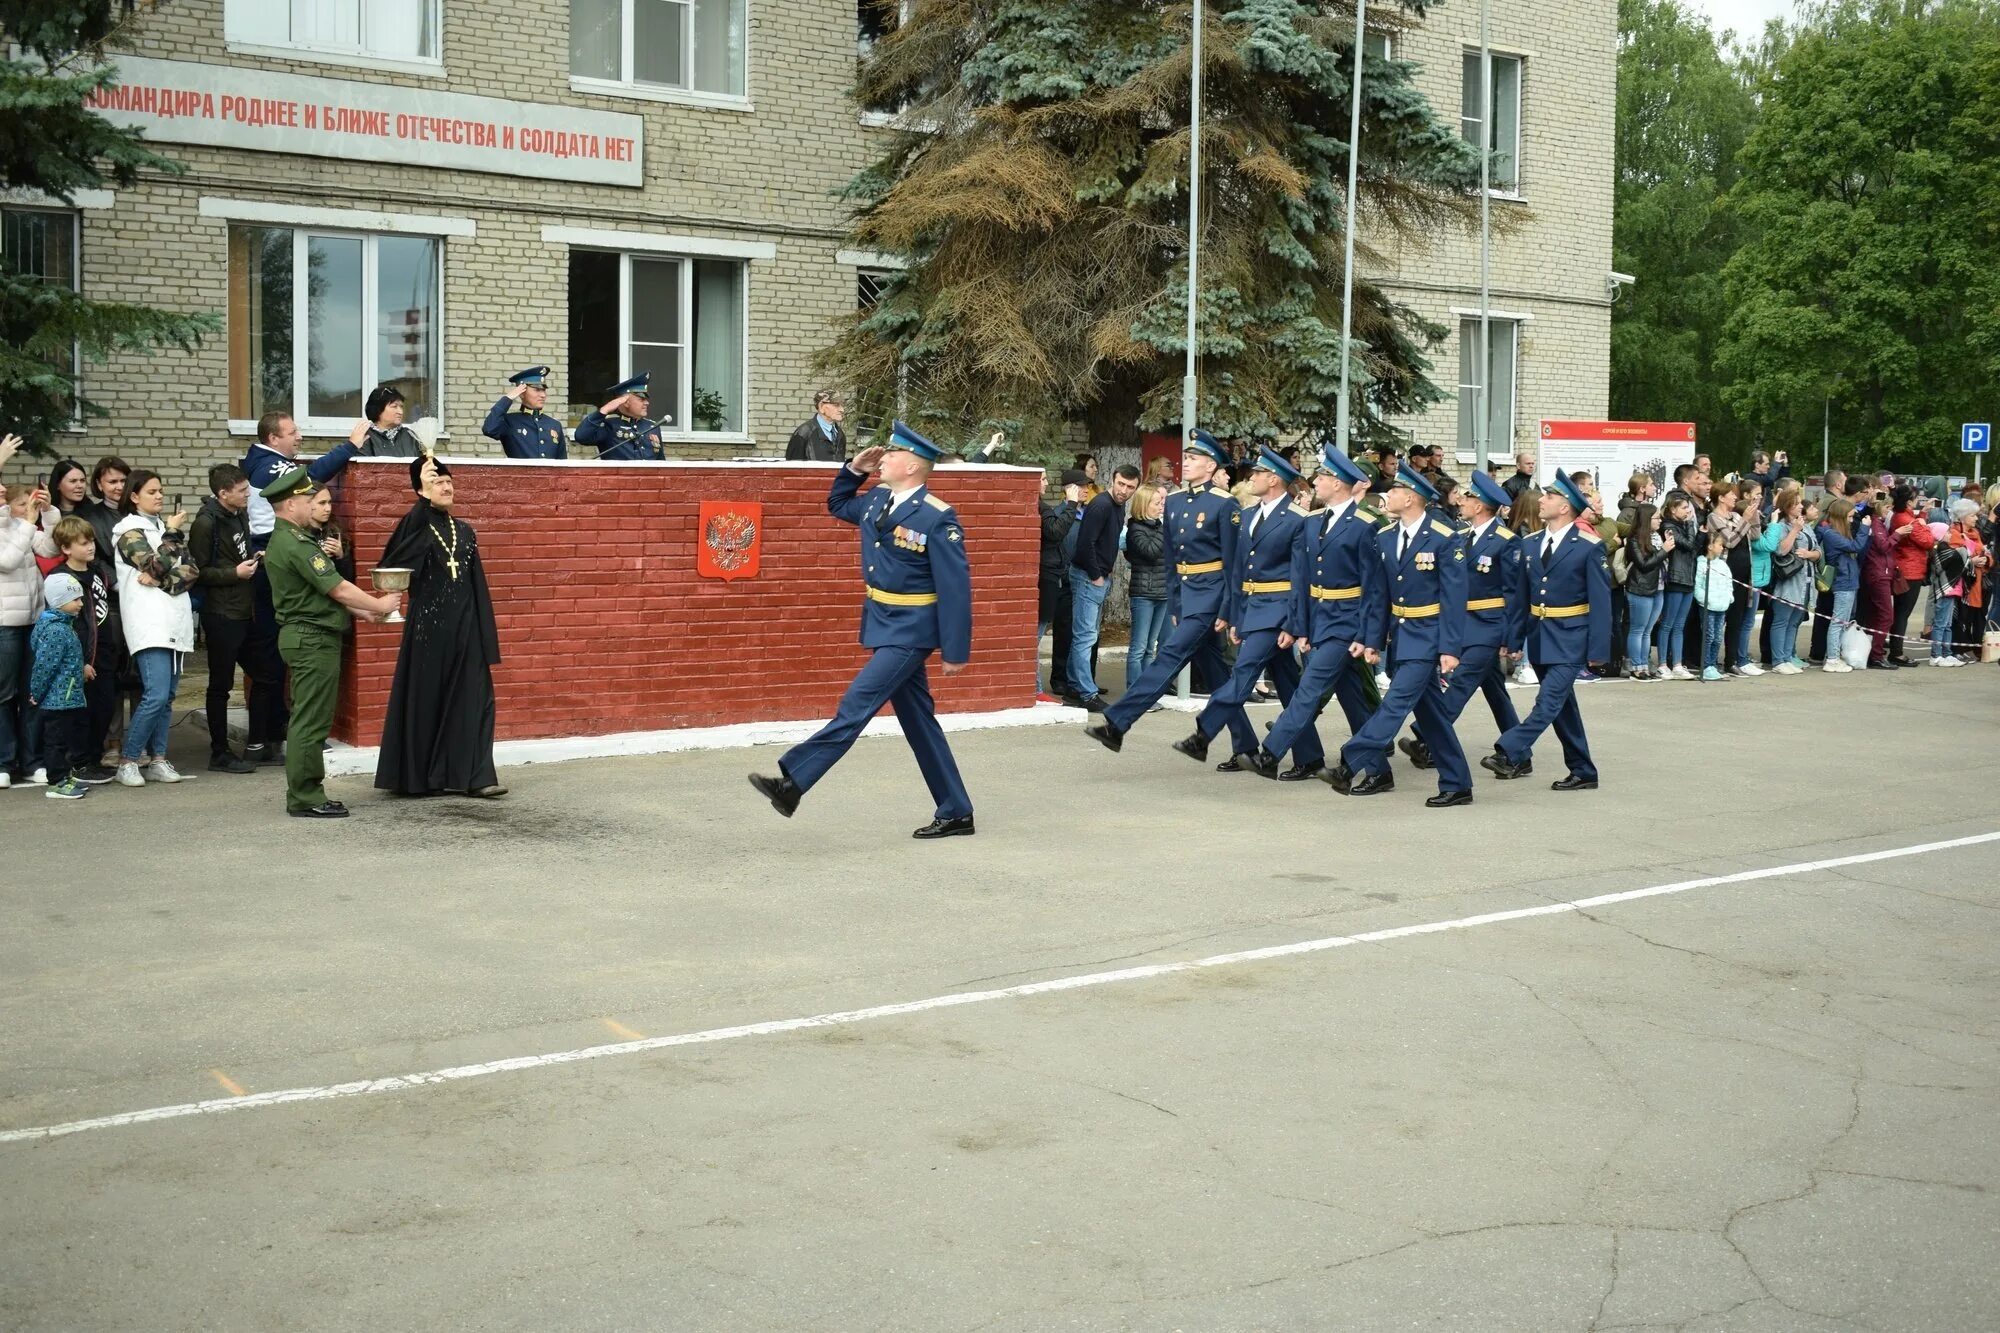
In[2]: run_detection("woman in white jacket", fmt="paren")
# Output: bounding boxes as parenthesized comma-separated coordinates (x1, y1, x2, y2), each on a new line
(1, 477, 48, 786)
(111, 470, 199, 785)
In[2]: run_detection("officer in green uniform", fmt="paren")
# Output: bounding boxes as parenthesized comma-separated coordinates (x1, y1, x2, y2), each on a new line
(258, 468, 400, 818)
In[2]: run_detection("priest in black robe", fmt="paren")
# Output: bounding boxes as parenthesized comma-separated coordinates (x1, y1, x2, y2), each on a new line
(374, 457, 506, 798)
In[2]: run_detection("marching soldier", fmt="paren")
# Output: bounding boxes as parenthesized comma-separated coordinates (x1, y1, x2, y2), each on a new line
(1482, 469, 1611, 791)
(575, 374, 664, 460)
(1167, 444, 1315, 773)
(1325, 462, 1475, 807)
(1245, 443, 1386, 779)
(748, 422, 976, 838)
(258, 468, 400, 818)
(1084, 430, 1239, 752)
(1403, 468, 1524, 769)
(481, 367, 568, 459)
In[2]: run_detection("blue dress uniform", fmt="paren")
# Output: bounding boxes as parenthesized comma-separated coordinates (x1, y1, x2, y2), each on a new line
(575, 373, 664, 461)
(1259, 446, 1388, 770)
(1436, 470, 1526, 743)
(1180, 445, 1316, 768)
(758, 423, 975, 834)
(1090, 431, 1239, 743)
(481, 367, 568, 460)
(1334, 463, 1475, 801)
(1487, 470, 1612, 789)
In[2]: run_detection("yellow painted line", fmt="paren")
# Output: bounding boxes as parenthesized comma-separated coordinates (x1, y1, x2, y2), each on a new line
(601, 1018, 645, 1041)
(208, 1069, 247, 1097)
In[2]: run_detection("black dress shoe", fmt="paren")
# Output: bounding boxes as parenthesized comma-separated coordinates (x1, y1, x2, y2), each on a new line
(470, 784, 508, 798)
(1215, 753, 1260, 774)
(1551, 774, 1599, 792)
(1345, 769, 1395, 796)
(912, 815, 975, 839)
(1083, 694, 1108, 713)
(1085, 719, 1124, 753)
(748, 772, 802, 817)
(1277, 762, 1324, 782)
(1425, 789, 1474, 808)
(1321, 762, 1355, 793)
(1480, 752, 1530, 780)
(1172, 732, 1210, 763)
(1398, 737, 1433, 770)
(289, 801, 349, 819)
(1241, 750, 1282, 779)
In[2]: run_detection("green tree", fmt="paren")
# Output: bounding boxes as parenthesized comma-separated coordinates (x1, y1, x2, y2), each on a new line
(0, 1, 216, 454)
(825, 0, 1483, 454)
(1717, 0, 2000, 473)
(1610, 0, 1758, 466)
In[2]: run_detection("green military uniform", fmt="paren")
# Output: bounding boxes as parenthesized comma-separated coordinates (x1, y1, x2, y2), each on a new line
(259, 469, 352, 815)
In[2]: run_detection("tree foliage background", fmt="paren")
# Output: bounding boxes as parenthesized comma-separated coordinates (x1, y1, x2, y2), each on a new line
(0, 0, 215, 456)
(824, 0, 1486, 459)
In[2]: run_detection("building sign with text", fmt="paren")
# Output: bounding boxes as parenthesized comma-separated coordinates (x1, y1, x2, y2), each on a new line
(90, 57, 643, 188)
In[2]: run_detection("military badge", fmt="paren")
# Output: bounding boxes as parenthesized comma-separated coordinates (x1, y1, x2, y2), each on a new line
(310, 555, 330, 573)
(1477, 554, 1494, 573)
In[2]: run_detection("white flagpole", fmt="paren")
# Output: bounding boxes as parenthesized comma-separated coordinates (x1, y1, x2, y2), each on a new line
(1477, 0, 1494, 475)
(1181, 0, 1205, 454)
(1336, 0, 1367, 458)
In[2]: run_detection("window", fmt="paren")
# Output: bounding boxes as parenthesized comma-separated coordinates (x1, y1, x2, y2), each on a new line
(1460, 50, 1523, 194)
(1362, 30, 1392, 61)
(567, 251, 747, 435)
(572, 0, 748, 100)
(1457, 318, 1517, 458)
(1, 207, 81, 416)
(227, 225, 441, 430)
(857, 0, 911, 57)
(226, 0, 440, 64)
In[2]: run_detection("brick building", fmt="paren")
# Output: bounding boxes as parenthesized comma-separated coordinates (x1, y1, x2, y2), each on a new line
(6, 0, 1611, 495)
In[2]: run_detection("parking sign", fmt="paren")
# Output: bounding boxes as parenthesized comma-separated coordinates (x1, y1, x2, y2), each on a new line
(1965, 422, 1992, 454)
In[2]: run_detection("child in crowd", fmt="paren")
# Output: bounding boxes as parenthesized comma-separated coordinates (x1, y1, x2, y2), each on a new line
(1694, 530, 1734, 682)
(28, 571, 89, 798)
(47, 516, 114, 780)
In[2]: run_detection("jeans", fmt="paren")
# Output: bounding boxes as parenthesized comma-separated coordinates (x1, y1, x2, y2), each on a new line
(0, 624, 27, 772)
(1066, 566, 1109, 697)
(1827, 589, 1857, 663)
(1733, 589, 1760, 666)
(1770, 597, 1804, 666)
(123, 646, 180, 763)
(1127, 596, 1168, 690)
(1624, 591, 1663, 669)
(1702, 610, 1728, 671)
(1932, 595, 1959, 657)
(1656, 588, 1693, 667)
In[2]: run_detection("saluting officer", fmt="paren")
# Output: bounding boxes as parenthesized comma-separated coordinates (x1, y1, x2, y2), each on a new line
(259, 468, 400, 818)
(481, 366, 568, 459)
(749, 422, 976, 839)
(575, 374, 664, 460)
(1167, 444, 1314, 773)
(1085, 430, 1239, 752)
(1326, 462, 1475, 807)
(1403, 468, 1524, 770)
(1482, 469, 1611, 791)
(1245, 443, 1387, 780)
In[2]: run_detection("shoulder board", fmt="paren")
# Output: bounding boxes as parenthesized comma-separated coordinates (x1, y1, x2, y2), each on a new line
(1430, 520, 1455, 537)
(1288, 503, 1312, 519)
(1497, 526, 1516, 540)
(1578, 531, 1602, 545)
(922, 493, 951, 512)
(1208, 486, 1231, 498)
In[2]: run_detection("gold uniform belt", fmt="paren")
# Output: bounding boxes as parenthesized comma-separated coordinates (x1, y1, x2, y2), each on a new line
(865, 585, 938, 607)
(1176, 560, 1223, 575)
(1241, 580, 1292, 595)
(1391, 603, 1440, 619)
(1310, 585, 1362, 601)
(1532, 603, 1589, 619)
(1465, 597, 1506, 611)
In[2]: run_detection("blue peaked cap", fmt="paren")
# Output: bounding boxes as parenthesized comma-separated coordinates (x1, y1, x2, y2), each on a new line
(1251, 443, 1301, 484)
(1389, 461, 1442, 506)
(608, 372, 650, 398)
(1316, 443, 1368, 487)
(509, 366, 551, 386)
(1185, 429, 1229, 467)
(1549, 468, 1590, 515)
(1469, 469, 1511, 512)
(889, 420, 944, 462)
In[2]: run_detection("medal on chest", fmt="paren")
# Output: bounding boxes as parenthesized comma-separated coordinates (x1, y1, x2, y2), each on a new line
(1415, 550, 1436, 572)
(893, 524, 928, 553)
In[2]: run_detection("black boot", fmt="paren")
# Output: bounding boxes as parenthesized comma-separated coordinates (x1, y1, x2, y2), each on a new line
(748, 772, 802, 817)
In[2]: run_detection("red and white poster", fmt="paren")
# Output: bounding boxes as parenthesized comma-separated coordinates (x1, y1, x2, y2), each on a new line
(1537, 420, 1697, 496)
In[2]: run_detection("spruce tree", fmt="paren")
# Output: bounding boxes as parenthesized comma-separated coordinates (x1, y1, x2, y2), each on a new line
(827, 0, 1483, 453)
(0, 1, 216, 454)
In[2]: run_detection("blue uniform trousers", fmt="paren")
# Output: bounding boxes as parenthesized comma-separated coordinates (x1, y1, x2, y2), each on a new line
(1264, 644, 1371, 764)
(1340, 658, 1471, 793)
(1437, 644, 1520, 738)
(1496, 661, 1596, 782)
(780, 646, 973, 819)
(1194, 628, 1312, 762)
(1101, 611, 1230, 735)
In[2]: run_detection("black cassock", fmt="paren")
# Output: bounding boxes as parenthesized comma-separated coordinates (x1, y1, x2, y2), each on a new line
(374, 499, 502, 794)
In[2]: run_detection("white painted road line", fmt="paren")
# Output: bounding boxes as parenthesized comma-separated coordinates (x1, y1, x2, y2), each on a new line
(4, 830, 1994, 1147)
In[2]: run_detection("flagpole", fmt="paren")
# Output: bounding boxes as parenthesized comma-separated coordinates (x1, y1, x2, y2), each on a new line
(1335, 0, 1367, 458)
(1180, 1, 1205, 453)
(1476, 0, 1493, 475)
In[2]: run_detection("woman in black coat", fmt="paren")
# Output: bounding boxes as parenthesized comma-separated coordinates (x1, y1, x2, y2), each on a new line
(1123, 484, 1168, 690)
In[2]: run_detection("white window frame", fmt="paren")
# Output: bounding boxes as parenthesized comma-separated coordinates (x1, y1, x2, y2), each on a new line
(579, 249, 754, 443)
(223, 0, 445, 79)
(1, 205, 84, 428)
(857, 0, 921, 128)
(1457, 316, 1520, 458)
(1362, 30, 1393, 61)
(223, 224, 448, 438)
(1461, 48, 1526, 201)
(569, 0, 753, 112)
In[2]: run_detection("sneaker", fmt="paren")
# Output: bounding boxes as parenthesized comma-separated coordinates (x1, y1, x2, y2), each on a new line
(1701, 666, 1725, 682)
(73, 764, 117, 785)
(1936, 655, 1963, 668)
(1577, 668, 1600, 682)
(21, 767, 46, 787)
(208, 753, 258, 774)
(1823, 660, 1853, 673)
(147, 760, 193, 783)
(1738, 663, 1765, 676)
(1776, 661, 1804, 675)
(0, 772, 9, 789)
(45, 779, 87, 800)
(115, 761, 145, 787)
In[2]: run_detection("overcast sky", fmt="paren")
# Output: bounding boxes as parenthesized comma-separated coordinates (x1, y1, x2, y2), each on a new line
(1684, 0, 1799, 45)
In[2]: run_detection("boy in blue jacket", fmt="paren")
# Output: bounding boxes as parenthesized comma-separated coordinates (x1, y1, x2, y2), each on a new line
(28, 572, 90, 799)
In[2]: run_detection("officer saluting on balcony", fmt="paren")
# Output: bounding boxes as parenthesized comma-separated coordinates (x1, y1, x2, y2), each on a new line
(481, 366, 568, 459)
(575, 373, 664, 460)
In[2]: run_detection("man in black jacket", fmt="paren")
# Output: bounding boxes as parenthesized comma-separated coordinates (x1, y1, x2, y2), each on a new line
(189, 463, 285, 773)
(785, 390, 847, 461)
(1065, 463, 1139, 704)
(1039, 471, 1087, 699)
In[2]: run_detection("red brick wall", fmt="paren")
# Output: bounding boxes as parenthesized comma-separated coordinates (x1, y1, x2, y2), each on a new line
(330, 460, 1042, 746)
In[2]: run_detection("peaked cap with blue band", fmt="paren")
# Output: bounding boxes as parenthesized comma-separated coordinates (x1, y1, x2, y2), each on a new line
(608, 372, 650, 398)
(1185, 429, 1229, 467)
(1251, 443, 1302, 484)
(1387, 461, 1443, 506)
(889, 420, 944, 462)
(1469, 469, 1512, 512)
(1548, 468, 1590, 515)
(1316, 443, 1369, 487)
(508, 366, 551, 387)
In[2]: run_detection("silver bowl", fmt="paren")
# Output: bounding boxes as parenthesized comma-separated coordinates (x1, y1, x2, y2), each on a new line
(370, 566, 413, 622)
